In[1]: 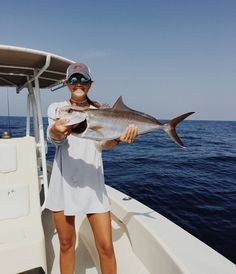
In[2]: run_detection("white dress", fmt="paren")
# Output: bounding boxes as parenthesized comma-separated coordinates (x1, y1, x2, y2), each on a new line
(45, 101, 110, 216)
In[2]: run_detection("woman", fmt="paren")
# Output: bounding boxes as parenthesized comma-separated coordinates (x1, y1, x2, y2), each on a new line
(46, 62, 138, 274)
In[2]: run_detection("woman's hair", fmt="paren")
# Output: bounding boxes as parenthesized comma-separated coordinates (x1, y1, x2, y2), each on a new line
(86, 96, 101, 109)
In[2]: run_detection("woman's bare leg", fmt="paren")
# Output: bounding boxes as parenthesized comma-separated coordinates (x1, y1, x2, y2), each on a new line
(53, 211, 76, 274)
(87, 212, 117, 274)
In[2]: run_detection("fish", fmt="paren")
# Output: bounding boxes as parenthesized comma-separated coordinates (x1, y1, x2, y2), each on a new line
(56, 96, 194, 148)
(54, 105, 89, 126)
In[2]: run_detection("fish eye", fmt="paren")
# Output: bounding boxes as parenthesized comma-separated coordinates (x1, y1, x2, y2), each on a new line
(68, 108, 73, 113)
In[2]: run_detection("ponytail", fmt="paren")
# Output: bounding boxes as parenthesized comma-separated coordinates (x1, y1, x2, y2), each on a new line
(86, 96, 101, 109)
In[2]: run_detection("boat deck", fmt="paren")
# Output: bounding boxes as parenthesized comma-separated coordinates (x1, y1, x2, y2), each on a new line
(43, 209, 149, 274)
(43, 209, 97, 274)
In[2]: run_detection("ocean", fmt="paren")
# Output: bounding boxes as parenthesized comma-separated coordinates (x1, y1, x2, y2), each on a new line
(0, 116, 235, 264)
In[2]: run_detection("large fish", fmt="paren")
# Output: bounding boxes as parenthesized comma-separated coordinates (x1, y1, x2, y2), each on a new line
(55, 96, 194, 148)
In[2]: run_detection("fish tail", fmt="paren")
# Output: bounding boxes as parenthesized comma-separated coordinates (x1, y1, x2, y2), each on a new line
(163, 112, 194, 148)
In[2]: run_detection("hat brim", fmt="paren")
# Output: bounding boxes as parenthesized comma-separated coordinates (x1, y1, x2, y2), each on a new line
(66, 70, 91, 81)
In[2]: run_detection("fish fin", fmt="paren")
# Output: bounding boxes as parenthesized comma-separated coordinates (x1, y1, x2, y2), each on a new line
(112, 96, 132, 111)
(90, 126, 103, 132)
(111, 97, 155, 121)
(81, 128, 104, 140)
(164, 112, 195, 148)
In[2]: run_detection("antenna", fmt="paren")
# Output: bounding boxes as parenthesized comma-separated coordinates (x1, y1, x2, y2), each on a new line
(50, 80, 66, 92)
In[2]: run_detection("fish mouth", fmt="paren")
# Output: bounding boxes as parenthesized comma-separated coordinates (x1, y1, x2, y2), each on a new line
(71, 119, 88, 134)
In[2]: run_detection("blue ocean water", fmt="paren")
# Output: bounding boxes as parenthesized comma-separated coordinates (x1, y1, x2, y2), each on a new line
(0, 116, 236, 264)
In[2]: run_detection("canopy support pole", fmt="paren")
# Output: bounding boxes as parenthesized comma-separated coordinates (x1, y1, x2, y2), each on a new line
(26, 77, 39, 143)
(17, 54, 52, 93)
(33, 55, 51, 211)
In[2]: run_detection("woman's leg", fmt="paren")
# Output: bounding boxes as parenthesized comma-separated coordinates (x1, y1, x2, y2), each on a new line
(87, 212, 117, 274)
(53, 211, 76, 274)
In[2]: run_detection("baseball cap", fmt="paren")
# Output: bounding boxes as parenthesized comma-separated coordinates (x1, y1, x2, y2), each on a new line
(66, 63, 92, 81)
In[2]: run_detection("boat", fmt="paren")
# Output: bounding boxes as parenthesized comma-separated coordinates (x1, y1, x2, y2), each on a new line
(0, 45, 235, 274)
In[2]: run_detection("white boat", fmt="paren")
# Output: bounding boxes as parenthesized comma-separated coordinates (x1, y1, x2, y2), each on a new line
(0, 45, 235, 274)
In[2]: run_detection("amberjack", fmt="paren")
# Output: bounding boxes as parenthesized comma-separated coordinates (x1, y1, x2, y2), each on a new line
(55, 96, 194, 148)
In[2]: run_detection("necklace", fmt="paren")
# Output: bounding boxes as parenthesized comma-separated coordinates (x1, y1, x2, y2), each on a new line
(69, 98, 89, 107)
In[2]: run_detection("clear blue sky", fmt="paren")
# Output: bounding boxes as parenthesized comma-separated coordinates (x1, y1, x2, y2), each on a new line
(0, 0, 235, 120)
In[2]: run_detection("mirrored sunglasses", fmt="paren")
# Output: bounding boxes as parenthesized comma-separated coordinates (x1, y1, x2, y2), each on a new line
(68, 75, 91, 86)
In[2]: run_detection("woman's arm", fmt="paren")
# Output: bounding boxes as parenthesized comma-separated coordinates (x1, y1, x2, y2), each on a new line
(101, 138, 120, 150)
(47, 103, 71, 145)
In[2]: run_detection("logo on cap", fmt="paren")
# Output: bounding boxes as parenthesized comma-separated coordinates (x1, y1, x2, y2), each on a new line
(73, 65, 81, 70)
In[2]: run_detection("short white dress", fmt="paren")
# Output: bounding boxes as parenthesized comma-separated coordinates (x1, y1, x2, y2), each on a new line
(45, 101, 110, 216)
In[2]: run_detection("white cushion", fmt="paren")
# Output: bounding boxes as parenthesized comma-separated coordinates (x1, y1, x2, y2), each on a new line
(0, 144, 17, 173)
(0, 184, 30, 220)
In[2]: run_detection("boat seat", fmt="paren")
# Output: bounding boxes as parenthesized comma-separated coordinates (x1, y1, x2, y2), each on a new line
(0, 136, 47, 274)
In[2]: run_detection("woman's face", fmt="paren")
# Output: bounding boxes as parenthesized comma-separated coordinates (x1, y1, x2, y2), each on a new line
(66, 74, 92, 100)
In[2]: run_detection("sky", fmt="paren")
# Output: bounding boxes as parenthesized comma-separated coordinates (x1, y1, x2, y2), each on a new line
(0, 0, 235, 120)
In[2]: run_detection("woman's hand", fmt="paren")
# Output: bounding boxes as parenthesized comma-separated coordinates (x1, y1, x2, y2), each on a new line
(101, 124, 138, 150)
(50, 119, 72, 141)
(117, 124, 138, 144)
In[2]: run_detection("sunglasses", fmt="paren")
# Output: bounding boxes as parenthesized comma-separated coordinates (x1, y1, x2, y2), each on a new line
(68, 74, 92, 86)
